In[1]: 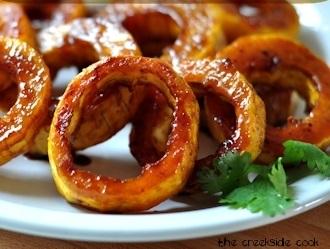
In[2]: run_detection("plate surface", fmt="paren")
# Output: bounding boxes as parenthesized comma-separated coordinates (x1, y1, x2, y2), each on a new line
(0, 2, 329, 242)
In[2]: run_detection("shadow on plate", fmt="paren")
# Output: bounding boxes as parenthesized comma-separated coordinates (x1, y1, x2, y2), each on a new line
(0, 173, 57, 198)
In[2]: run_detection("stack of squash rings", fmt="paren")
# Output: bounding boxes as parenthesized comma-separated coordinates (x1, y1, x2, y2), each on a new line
(0, 1, 329, 213)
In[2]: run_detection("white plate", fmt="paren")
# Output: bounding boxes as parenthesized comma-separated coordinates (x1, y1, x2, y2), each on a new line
(0, 2, 330, 242)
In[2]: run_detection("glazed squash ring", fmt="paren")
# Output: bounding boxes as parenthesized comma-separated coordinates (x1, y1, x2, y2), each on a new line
(28, 17, 141, 156)
(130, 59, 266, 167)
(38, 17, 141, 76)
(101, 3, 226, 65)
(0, 2, 38, 96)
(217, 35, 330, 160)
(203, 81, 292, 144)
(22, 0, 86, 30)
(130, 85, 173, 166)
(178, 59, 266, 163)
(0, 2, 37, 49)
(48, 56, 199, 212)
(0, 37, 51, 165)
(214, 0, 299, 130)
(209, 0, 299, 131)
(217, 0, 299, 42)
(101, 4, 225, 166)
(203, 93, 236, 144)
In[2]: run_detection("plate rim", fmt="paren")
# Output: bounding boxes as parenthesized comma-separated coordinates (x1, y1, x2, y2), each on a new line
(0, 179, 328, 242)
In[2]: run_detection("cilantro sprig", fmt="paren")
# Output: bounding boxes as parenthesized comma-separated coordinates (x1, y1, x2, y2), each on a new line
(197, 140, 330, 216)
(283, 140, 330, 177)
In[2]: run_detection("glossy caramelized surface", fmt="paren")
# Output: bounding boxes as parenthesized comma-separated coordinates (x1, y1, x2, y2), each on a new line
(0, 2, 38, 49)
(30, 85, 137, 156)
(0, 85, 17, 111)
(218, 0, 299, 42)
(203, 83, 293, 145)
(98, 3, 228, 168)
(1, 1, 326, 214)
(28, 17, 142, 156)
(48, 56, 199, 212)
(177, 59, 265, 163)
(38, 17, 141, 75)
(130, 58, 266, 171)
(0, 2, 38, 95)
(217, 35, 330, 161)
(130, 85, 173, 166)
(213, 0, 299, 131)
(0, 37, 51, 165)
(101, 3, 226, 65)
(204, 93, 236, 143)
(22, 0, 86, 30)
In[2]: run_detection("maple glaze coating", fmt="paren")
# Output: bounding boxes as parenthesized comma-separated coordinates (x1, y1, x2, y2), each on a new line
(38, 17, 141, 76)
(0, 2, 38, 49)
(178, 59, 265, 162)
(217, 35, 330, 162)
(29, 85, 137, 155)
(71, 85, 140, 150)
(22, 0, 86, 31)
(204, 83, 292, 145)
(131, 58, 266, 168)
(212, 0, 298, 128)
(28, 17, 142, 156)
(204, 93, 236, 143)
(0, 37, 51, 165)
(0, 85, 17, 111)
(217, 0, 299, 42)
(130, 85, 173, 166)
(48, 56, 199, 212)
(0, 2, 38, 95)
(102, 4, 225, 165)
(100, 3, 226, 65)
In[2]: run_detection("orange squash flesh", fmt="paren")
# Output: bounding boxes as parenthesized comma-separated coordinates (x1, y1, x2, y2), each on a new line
(217, 35, 330, 162)
(48, 56, 199, 212)
(0, 37, 51, 165)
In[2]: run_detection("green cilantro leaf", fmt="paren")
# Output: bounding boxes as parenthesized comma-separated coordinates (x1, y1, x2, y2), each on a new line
(221, 179, 294, 217)
(268, 158, 289, 197)
(283, 140, 330, 177)
(197, 140, 330, 217)
(198, 151, 293, 216)
(197, 152, 251, 195)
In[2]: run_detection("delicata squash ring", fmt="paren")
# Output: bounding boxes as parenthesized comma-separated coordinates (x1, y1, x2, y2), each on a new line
(179, 59, 265, 163)
(217, 35, 330, 160)
(212, 0, 298, 129)
(22, 0, 86, 30)
(130, 85, 173, 166)
(48, 56, 199, 212)
(0, 37, 51, 165)
(38, 17, 141, 76)
(29, 86, 137, 156)
(103, 4, 224, 165)
(0, 2, 37, 49)
(27, 17, 141, 156)
(203, 77, 292, 145)
(217, 0, 299, 42)
(0, 2, 38, 95)
(131, 59, 266, 166)
(101, 3, 226, 64)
